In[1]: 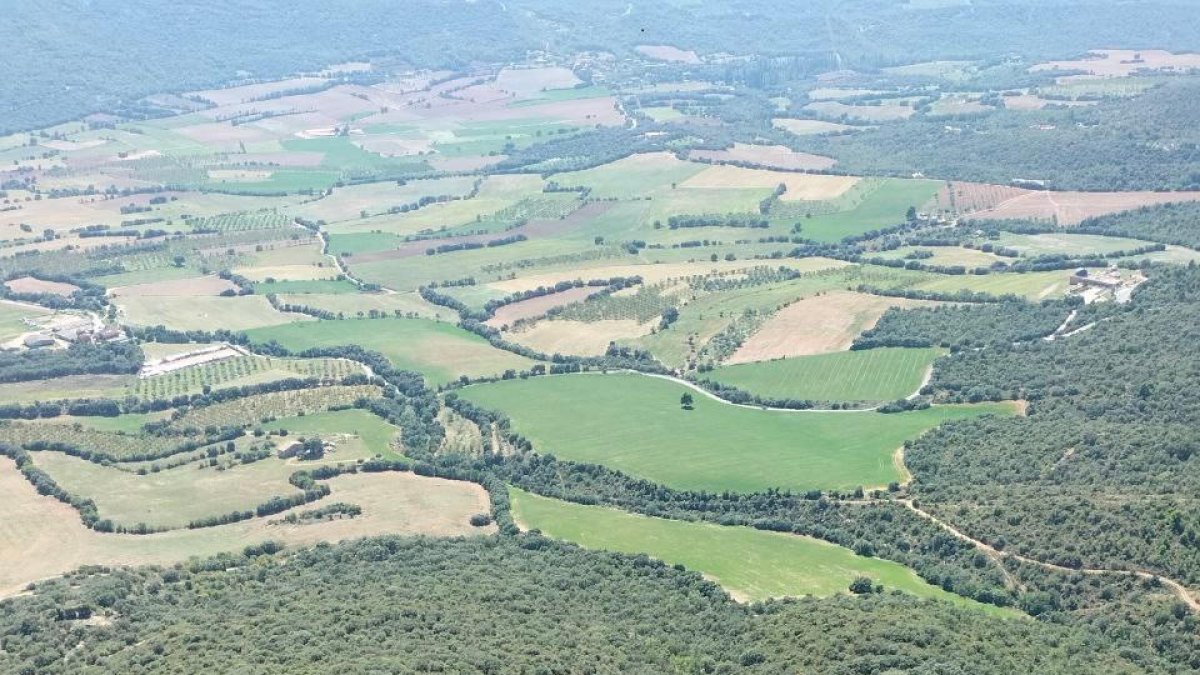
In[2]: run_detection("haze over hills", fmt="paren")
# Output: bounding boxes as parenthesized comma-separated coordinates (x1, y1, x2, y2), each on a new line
(1, 1, 1200, 672)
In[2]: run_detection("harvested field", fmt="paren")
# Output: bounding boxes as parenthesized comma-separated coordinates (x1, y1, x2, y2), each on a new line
(773, 118, 862, 135)
(1001, 94, 1097, 110)
(1031, 49, 1200, 78)
(680, 165, 858, 201)
(109, 275, 238, 297)
(506, 319, 654, 356)
(969, 190, 1200, 225)
(4, 276, 79, 296)
(189, 77, 330, 107)
(689, 143, 837, 171)
(636, 45, 701, 64)
(804, 100, 915, 122)
(0, 457, 491, 597)
(728, 291, 942, 362)
(484, 287, 601, 328)
(493, 67, 583, 97)
(139, 343, 242, 377)
(114, 295, 309, 331)
(938, 181, 1030, 215)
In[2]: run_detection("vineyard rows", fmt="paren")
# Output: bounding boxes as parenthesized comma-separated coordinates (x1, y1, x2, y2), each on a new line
(186, 212, 292, 232)
(131, 356, 360, 399)
(167, 384, 382, 430)
(0, 421, 178, 459)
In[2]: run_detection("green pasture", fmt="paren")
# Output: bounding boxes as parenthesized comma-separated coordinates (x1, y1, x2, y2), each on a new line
(511, 489, 1011, 613)
(707, 347, 942, 402)
(246, 317, 537, 383)
(459, 372, 1015, 493)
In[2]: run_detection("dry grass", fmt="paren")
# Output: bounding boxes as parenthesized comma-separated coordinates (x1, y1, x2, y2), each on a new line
(508, 319, 653, 356)
(484, 286, 600, 329)
(804, 100, 915, 122)
(115, 294, 309, 331)
(4, 277, 79, 296)
(0, 457, 492, 598)
(689, 143, 837, 171)
(188, 77, 330, 107)
(773, 118, 863, 135)
(636, 45, 701, 64)
(1031, 49, 1200, 78)
(110, 275, 238, 297)
(970, 190, 1200, 225)
(680, 164, 858, 200)
(728, 291, 943, 363)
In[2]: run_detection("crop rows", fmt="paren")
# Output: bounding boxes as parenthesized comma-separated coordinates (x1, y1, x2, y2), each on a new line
(0, 421, 178, 459)
(167, 384, 382, 430)
(555, 283, 679, 323)
(186, 212, 292, 232)
(131, 356, 360, 399)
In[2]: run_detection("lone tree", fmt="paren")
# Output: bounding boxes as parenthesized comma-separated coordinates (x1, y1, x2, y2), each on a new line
(680, 393, 694, 410)
(849, 576, 875, 595)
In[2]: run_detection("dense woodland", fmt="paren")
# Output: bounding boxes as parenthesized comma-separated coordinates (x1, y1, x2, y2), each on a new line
(6, 0, 1200, 132)
(0, 537, 1154, 674)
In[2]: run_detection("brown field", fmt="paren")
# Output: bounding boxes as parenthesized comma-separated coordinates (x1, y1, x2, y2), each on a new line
(0, 457, 492, 598)
(507, 319, 654, 356)
(680, 164, 858, 200)
(727, 291, 943, 363)
(937, 181, 1031, 215)
(5, 276, 79, 296)
(109, 275, 238, 297)
(969, 190, 1200, 225)
(484, 286, 601, 329)
(689, 143, 837, 171)
(188, 76, 330, 107)
(429, 154, 507, 172)
(636, 45, 701, 64)
(774, 117, 863, 134)
(1001, 94, 1098, 111)
(1031, 49, 1200, 78)
(804, 100, 915, 122)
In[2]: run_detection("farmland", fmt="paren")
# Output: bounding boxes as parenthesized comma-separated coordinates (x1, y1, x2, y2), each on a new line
(706, 347, 942, 402)
(3, 12, 1200, 671)
(511, 488, 1006, 611)
(459, 372, 1015, 492)
(246, 317, 537, 383)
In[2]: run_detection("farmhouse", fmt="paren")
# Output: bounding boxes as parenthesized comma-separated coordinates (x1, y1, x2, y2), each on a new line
(1070, 268, 1121, 289)
(22, 333, 55, 349)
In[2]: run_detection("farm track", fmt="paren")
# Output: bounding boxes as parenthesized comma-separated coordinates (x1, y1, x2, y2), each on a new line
(899, 499, 1200, 611)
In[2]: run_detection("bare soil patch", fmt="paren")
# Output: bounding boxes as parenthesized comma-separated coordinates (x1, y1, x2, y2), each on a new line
(508, 319, 653, 356)
(5, 277, 79, 296)
(485, 287, 601, 329)
(970, 190, 1200, 225)
(773, 118, 864, 135)
(110, 275, 238, 298)
(689, 143, 836, 171)
(727, 291, 942, 363)
(680, 164, 857, 200)
(0, 458, 491, 598)
(1032, 49, 1200, 77)
(636, 45, 701, 64)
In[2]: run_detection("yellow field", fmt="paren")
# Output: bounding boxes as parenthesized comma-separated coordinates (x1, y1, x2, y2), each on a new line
(507, 319, 654, 356)
(0, 458, 492, 597)
(680, 164, 859, 200)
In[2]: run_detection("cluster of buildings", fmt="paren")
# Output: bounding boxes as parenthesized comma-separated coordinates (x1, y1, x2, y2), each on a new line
(20, 315, 124, 350)
(1068, 266, 1143, 304)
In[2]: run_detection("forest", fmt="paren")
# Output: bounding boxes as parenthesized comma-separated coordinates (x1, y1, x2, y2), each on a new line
(0, 536, 1154, 674)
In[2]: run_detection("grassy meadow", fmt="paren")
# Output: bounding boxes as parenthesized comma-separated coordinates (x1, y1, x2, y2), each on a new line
(707, 347, 942, 402)
(511, 489, 1010, 613)
(246, 317, 538, 383)
(459, 372, 1015, 492)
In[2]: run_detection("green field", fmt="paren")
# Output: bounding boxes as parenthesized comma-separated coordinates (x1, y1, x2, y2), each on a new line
(511, 489, 1009, 612)
(0, 300, 49, 342)
(796, 178, 941, 242)
(246, 317, 538, 383)
(707, 347, 943, 402)
(459, 373, 1015, 492)
(992, 232, 1154, 257)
